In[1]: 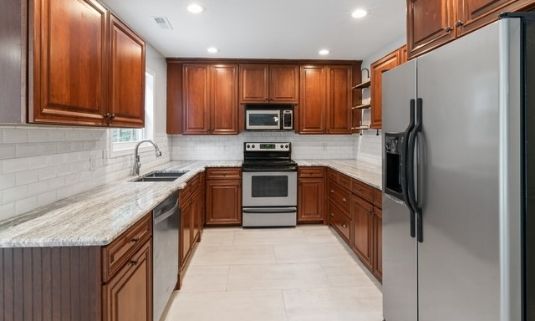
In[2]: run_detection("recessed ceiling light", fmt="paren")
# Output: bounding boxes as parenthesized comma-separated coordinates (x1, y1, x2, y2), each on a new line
(207, 47, 219, 54)
(351, 8, 368, 19)
(318, 49, 330, 56)
(187, 3, 204, 14)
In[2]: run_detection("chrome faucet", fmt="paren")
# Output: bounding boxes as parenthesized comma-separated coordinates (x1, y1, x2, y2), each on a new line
(133, 140, 163, 176)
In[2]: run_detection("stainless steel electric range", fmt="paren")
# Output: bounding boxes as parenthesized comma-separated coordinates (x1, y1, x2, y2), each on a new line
(242, 142, 297, 227)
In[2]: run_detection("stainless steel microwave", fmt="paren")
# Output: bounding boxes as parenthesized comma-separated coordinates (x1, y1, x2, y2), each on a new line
(245, 107, 293, 131)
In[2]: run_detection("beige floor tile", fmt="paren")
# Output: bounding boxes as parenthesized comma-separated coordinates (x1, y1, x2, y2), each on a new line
(192, 244, 277, 266)
(227, 263, 330, 290)
(233, 228, 306, 245)
(283, 287, 382, 321)
(165, 290, 288, 321)
(273, 242, 350, 263)
(200, 228, 237, 245)
(180, 265, 230, 293)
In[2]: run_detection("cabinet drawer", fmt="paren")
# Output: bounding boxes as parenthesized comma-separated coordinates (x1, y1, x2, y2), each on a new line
(298, 167, 325, 178)
(328, 182, 350, 215)
(102, 213, 152, 282)
(338, 173, 352, 190)
(351, 179, 374, 204)
(206, 168, 241, 180)
(329, 203, 351, 241)
(327, 169, 338, 182)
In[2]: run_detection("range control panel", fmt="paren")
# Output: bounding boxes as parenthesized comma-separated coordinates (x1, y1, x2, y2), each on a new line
(244, 142, 291, 152)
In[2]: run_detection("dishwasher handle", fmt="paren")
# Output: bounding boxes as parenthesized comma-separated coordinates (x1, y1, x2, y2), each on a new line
(154, 195, 179, 224)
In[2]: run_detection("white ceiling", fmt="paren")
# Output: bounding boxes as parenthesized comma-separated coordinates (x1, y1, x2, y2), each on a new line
(101, 0, 406, 60)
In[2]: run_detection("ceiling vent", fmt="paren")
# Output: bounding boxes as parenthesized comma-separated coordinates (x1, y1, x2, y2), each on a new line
(153, 16, 173, 30)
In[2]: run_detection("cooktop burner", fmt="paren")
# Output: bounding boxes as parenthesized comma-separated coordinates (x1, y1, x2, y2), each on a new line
(242, 142, 297, 172)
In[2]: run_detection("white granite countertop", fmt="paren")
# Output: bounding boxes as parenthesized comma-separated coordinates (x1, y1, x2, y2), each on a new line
(296, 159, 382, 190)
(0, 159, 381, 248)
(0, 161, 241, 248)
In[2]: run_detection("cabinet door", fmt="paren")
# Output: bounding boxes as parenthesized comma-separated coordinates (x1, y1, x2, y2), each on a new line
(407, 0, 456, 58)
(210, 64, 239, 134)
(269, 65, 299, 103)
(370, 51, 400, 129)
(351, 196, 373, 268)
(192, 190, 202, 243)
(180, 198, 193, 266)
(239, 64, 269, 103)
(298, 65, 327, 134)
(103, 241, 152, 321)
(373, 208, 383, 280)
(183, 64, 211, 134)
(457, 0, 530, 35)
(108, 15, 146, 128)
(298, 177, 325, 223)
(206, 180, 241, 225)
(327, 66, 352, 134)
(30, 0, 108, 126)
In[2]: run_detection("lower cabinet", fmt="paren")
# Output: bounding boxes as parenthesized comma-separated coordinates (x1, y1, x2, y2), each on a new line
(103, 241, 152, 321)
(351, 195, 374, 269)
(326, 168, 383, 281)
(179, 172, 204, 274)
(298, 167, 326, 223)
(205, 168, 242, 226)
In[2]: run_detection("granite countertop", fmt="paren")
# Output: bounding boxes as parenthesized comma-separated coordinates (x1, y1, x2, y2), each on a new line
(296, 159, 382, 190)
(0, 159, 381, 248)
(0, 161, 241, 248)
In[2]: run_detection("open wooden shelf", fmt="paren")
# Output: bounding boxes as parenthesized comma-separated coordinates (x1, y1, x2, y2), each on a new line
(352, 80, 371, 90)
(352, 103, 371, 110)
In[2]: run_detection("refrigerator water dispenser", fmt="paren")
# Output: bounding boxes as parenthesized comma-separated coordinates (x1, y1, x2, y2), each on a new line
(384, 133, 406, 200)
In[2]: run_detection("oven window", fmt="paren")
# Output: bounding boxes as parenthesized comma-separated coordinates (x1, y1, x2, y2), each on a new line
(252, 176, 288, 197)
(249, 113, 279, 127)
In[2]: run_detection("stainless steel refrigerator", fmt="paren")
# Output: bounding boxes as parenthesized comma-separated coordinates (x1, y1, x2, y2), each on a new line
(382, 13, 535, 321)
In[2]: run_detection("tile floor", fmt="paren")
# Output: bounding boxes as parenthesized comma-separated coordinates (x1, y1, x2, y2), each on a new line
(163, 225, 383, 321)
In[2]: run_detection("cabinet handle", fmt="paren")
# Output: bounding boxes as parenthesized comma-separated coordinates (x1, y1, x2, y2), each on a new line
(342, 224, 347, 228)
(130, 237, 140, 243)
(331, 189, 335, 193)
(330, 213, 334, 217)
(342, 198, 347, 202)
(455, 20, 464, 27)
(129, 260, 138, 266)
(110, 113, 116, 119)
(445, 26, 453, 33)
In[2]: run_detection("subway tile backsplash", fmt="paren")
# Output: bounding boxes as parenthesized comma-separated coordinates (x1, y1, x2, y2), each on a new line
(0, 126, 170, 221)
(169, 132, 356, 160)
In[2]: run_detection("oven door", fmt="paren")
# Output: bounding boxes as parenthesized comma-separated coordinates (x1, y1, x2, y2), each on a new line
(246, 110, 281, 130)
(242, 171, 297, 207)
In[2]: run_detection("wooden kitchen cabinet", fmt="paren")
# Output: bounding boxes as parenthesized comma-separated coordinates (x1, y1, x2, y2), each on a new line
(298, 167, 326, 223)
(103, 241, 152, 321)
(351, 195, 374, 269)
(407, 0, 535, 58)
(327, 66, 352, 134)
(205, 168, 242, 226)
(108, 15, 146, 128)
(30, 0, 109, 126)
(183, 64, 211, 134)
(370, 50, 401, 129)
(211, 65, 239, 134)
(298, 65, 327, 133)
(373, 207, 383, 280)
(28, 0, 146, 127)
(239, 64, 299, 103)
(407, 0, 456, 59)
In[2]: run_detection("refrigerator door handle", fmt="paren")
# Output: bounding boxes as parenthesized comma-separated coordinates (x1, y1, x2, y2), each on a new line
(403, 99, 417, 238)
(407, 98, 423, 243)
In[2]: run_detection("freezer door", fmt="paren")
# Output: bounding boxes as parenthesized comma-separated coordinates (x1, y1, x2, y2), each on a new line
(417, 21, 506, 321)
(382, 60, 418, 321)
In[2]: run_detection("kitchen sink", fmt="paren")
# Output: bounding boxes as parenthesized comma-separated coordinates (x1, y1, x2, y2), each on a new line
(133, 170, 188, 182)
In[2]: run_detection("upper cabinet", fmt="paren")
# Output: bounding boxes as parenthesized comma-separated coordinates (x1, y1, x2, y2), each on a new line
(30, 0, 109, 126)
(407, 0, 535, 58)
(108, 16, 146, 128)
(169, 63, 239, 135)
(298, 65, 355, 134)
(239, 64, 299, 103)
(370, 50, 402, 129)
(407, 0, 456, 58)
(28, 0, 145, 128)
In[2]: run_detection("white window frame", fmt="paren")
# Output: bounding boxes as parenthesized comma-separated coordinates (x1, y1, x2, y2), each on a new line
(109, 70, 155, 157)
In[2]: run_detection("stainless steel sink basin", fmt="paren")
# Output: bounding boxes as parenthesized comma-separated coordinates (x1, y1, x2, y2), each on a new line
(133, 170, 188, 182)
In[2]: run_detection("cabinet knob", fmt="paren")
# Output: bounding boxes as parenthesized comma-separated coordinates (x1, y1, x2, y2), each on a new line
(445, 26, 453, 33)
(455, 20, 464, 27)
(129, 260, 138, 266)
(342, 198, 347, 202)
(130, 237, 140, 243)
(110, 113, 116, 119)
(330, 213, 334, 217)
(330, 190, 334, 193)
(342, 224, 347, 228)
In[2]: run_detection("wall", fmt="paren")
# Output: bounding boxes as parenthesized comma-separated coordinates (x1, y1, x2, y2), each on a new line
(170, 133, 355, 160)
(0, 45, 169, 221)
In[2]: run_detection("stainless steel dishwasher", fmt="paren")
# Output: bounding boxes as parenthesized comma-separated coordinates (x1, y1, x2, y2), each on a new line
(153, 193, 179, 321)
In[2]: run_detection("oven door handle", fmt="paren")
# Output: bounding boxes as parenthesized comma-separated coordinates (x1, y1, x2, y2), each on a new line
(243, 207, 297, 214)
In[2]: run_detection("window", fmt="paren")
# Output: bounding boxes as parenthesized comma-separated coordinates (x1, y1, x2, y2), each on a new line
(110, 71, 155, 153)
